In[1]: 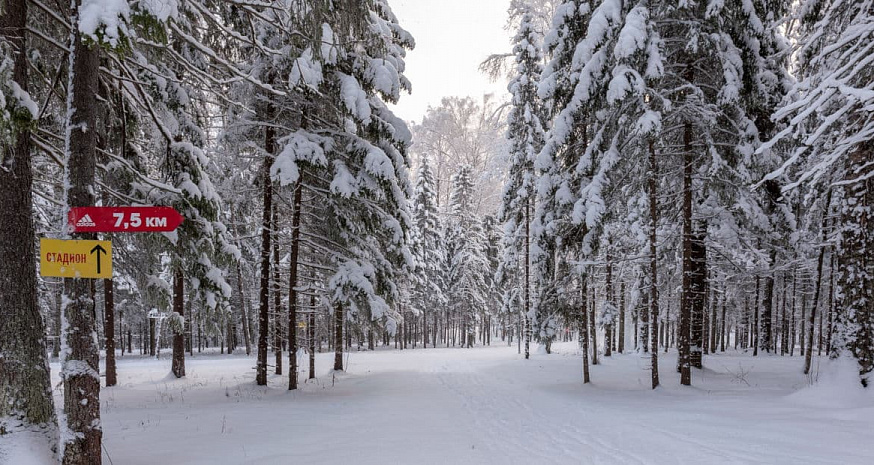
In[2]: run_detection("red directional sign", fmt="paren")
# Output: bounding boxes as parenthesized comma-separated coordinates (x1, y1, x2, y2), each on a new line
(68, 207, 184, 233)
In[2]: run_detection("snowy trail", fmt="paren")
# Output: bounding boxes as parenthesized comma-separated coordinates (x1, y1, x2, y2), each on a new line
(50, 343, 874, 464)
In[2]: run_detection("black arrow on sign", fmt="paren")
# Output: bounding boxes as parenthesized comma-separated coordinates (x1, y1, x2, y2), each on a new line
(90, 244, 107, 274)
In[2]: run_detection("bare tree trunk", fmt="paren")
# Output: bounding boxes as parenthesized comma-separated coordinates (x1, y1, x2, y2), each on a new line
(710, 283, 718, 354)
(236, 263, 252, 355)
(309, 296, 316, 379)
(149, 316, 157, 356)
(0, 0, 57, 448)
(803, 191, 832, 371)
(605, 252, 614, 357)
(590, 281, 599, 366)
(334, 303, 344, 371)
(256, 124, 274, 386)
(649, 140, 660, 388)
(789, 268, 792, 357)
(761, 255, 776, 353)
(273, 201, 282, 376)
(524, 199, 531, 360)
(689, 224, 706, 369)
(104, 279, 117, 386)
(831, 148, 873, 383)
(287, 181, 303, 389)
(619, 282, 626, 354)
(581, 278, 590, 384)
(826, 253, 836, 354)
(679, 120, 693, 385)
(753, 276, 760, 357)
(720, 287, 727, 352)
(61, 6, 103, 459)
(172, 268, 185, 378)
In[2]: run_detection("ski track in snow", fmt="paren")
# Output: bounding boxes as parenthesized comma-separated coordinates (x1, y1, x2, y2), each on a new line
(44, 342, 874, 465)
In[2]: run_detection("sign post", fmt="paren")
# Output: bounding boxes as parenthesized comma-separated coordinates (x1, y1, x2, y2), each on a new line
(42, 206, 184, 280)
(68, 206, 184, 233)
(40, 238, 113, 279)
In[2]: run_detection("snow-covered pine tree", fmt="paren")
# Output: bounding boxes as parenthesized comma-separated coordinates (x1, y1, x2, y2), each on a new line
(763, 0, 874, 385)
(501, 5, 546, 360)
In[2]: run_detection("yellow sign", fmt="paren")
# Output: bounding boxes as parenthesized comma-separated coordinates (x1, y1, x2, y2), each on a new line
(40, 238, 112, 279)
(298, 321, 307, 329)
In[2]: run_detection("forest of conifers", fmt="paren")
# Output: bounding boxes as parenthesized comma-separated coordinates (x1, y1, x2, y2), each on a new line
(0, 0, 871, 463)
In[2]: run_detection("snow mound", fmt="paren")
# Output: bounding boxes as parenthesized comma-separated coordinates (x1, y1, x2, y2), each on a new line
(0, 427, 56, 465)
(787, 357, 874, 409)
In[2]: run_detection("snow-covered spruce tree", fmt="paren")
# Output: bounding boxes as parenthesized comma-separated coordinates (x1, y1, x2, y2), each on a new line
(270, 0, 416, 370)
(0, 0, 57, 454)
(411, 158, 446, 347)
(643, 0, 795, 383)
(482, 214, 505, 346)
(109, 2, 238, 379)
(446, 166, 490, 347)
(501, 6, 546, 359)
(536, 0, 594, 374)
(538, 0, 639, 371)
(763, 0, 873, 385)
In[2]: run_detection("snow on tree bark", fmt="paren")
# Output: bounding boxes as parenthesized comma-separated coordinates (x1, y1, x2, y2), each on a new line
(0, 0, 57, 449)
(256, 124, 274, 386)
(288, 180, 303, 390)
(61, 3, 103, 459)
(172, 268, 185, 378)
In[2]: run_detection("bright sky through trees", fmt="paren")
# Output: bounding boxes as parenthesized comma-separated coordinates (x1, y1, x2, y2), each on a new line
(389, 0, 511, 123)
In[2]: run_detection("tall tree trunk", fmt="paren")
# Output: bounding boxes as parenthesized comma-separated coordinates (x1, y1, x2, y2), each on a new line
(334, 303, 344, 371)
(256, 124, 274, 386)
(605, 252, 613, 357)
(619, 282, 626, 354)
(61, 6, 103, 460)
(287, 181, 303, 390)
(679, 119, 693, 385)
(761, 253, 776, 353)
(689, 224, 706, 369)
(589, 281, 599, 365)
(149, 315, 157, 356)
(640, 275, 649, 353)
(789, 268, 792, 357)
(649, 139, 660, 388)
(524, 199, 531, 360)
(104, 278, 117, 386)
(273, 200, 282, 376)
(235, 262, 252, 356)
(720, 287, 727, 352)
(171, 267, 185, 378)
(709, 284, 718, 354)
(831, 145, 874, 385)
(753, 276, 760, 357)
(309, 296, 316, 380)
(581, 277, 590, 384)
(826, 252, 836, 354)
(805, 191, 832, 373)
(0, 0, 57, 448)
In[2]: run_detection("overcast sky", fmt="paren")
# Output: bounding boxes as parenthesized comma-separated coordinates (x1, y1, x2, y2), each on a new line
(388, 0, 512, 124)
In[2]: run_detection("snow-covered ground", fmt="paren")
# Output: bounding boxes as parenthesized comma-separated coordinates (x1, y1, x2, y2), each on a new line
(46, 343, 874, 464)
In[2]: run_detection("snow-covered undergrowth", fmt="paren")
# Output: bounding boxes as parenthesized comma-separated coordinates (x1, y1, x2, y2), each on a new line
(48, 343, 874, 464)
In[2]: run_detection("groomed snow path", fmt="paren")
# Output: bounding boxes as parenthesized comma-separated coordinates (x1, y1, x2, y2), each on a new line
(52, 343, 874, 464)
